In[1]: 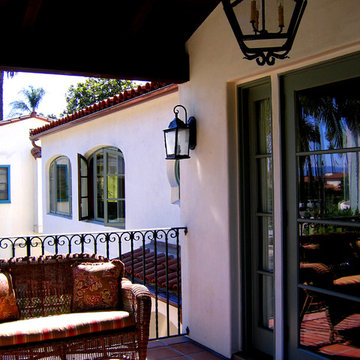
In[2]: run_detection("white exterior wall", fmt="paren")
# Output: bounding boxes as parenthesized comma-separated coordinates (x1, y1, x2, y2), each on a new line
(179, 0, 360, 358)
(40, 90, 181, 235)
(0, 118, 48, 236)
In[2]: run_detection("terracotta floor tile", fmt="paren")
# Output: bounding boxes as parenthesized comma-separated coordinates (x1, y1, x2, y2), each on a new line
(147, 337, 225, 360)
(188, 351, 224, 360)
(147, 347, 182, 360)
(160, 336, 191, 346)
(170, 342, 204, 355)
(148, 340, 165, 349)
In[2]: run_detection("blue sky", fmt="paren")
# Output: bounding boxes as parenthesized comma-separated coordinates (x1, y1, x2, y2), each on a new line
(3, 72, 88, 119)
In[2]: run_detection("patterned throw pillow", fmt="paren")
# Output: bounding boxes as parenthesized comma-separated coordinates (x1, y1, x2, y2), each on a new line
(0, 272, 19, 322)
(72, 262, 122, 312)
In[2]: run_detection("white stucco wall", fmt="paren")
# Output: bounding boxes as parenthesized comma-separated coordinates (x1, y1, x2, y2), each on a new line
(178, 0, 360, 358)
(0, 117, 48, 236)
(39, 90, 181, 236)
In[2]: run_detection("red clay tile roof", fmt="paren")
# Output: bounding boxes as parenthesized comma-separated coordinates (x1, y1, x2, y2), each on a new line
(121, 247, 181, 295)
(29, 81, 173, 137)
(0, 113, 51, 126)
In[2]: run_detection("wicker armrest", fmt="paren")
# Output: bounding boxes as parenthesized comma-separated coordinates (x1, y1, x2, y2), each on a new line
(121, 278, 152, 326)
(121, 277, 151, 358)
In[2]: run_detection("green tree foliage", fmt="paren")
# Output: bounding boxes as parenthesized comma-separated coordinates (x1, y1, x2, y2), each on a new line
(10, 85, 45, 116)
(62, 78, 135, 116)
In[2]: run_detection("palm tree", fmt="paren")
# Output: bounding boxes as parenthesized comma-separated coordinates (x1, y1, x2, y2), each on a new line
(298, 87, 360, 217)
(10, 85, 45, 116)
(0, 71, 16, 120)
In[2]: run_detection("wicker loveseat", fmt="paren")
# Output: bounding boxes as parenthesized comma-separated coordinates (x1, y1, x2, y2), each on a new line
(0, 253, 151, 360)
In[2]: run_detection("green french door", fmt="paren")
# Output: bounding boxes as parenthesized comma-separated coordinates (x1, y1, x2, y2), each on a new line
(240, 79, 274, 357)
(283, 53, 360, 359)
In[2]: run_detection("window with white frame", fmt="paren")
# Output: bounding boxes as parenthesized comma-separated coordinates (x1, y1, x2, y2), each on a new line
(78, 147, 125, 228)
(49, 156, 72, 216)
(0, 166, 10, 203)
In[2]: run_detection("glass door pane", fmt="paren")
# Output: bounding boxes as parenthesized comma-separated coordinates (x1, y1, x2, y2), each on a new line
(282, 53, 360, 360)
(296, 78, 360, 358)
(255, 97, 274, 332)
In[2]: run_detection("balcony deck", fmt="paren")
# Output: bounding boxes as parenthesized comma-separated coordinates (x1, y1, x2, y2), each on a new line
(1, 230, 358, 359)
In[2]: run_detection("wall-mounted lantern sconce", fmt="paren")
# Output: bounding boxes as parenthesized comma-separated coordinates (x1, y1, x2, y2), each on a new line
(222, 0, 307, 66)
(163, 105, 196, 160)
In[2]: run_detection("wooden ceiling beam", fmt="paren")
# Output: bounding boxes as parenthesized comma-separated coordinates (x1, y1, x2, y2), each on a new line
(22, 0, 43, 28)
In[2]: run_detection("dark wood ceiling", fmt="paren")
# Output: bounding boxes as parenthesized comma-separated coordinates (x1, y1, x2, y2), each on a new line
(0, 0, 221, 83)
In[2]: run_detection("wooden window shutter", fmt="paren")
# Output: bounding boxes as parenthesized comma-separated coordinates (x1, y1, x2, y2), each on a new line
(78, 154, 89, 220)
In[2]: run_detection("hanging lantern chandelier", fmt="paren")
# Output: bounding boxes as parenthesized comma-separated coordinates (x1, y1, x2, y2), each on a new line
(222, 0, 307, 66)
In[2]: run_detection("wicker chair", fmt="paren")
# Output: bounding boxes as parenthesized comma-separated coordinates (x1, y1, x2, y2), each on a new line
(0, 254, 151, 360)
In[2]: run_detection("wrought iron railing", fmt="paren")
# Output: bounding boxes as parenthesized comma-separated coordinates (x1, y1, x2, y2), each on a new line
(0, 227, 187, 340)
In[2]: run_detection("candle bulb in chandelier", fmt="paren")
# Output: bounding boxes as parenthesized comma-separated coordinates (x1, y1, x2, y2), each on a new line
(255, 8, 259, 30)
(250, 0, 257, 23)
(278, 3, 284, 27)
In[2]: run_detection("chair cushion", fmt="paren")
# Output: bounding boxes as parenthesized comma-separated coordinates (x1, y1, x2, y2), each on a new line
(0, 273, 19, 322)
(0, 310, 135, 347)
(334, 274, 360, 286)
(72, 261, 122, 312)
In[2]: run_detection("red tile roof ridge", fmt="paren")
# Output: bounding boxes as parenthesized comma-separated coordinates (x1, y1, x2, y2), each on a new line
(29, 81, 176, 138)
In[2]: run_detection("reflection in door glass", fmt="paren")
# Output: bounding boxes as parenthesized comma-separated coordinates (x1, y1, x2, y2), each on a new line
(258, 158, 273, 213)
(298, 152, 357, 220)
(260, 275, 274, 329)
(297, 78, 360, 358)
(260, 217, 274, 272)
(257, 99, 272, 154)
(297, 78, 360, 153)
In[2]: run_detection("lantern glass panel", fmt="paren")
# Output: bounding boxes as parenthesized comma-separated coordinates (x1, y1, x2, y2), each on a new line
(165, 129, 177, 157)
(177, 128, 190, 157)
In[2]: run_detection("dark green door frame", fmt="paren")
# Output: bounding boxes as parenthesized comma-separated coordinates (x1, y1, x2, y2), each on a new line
(239, 78, 274, 357)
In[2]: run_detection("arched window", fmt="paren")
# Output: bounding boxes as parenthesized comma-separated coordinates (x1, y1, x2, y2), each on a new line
(78, 147, 125, 227)
(49, 156, 71, 216)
